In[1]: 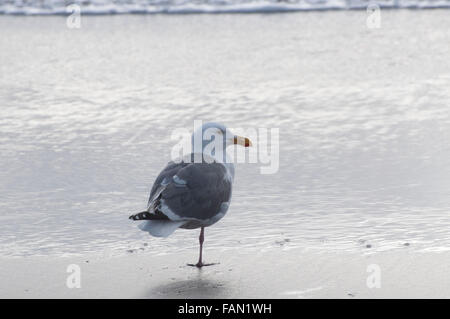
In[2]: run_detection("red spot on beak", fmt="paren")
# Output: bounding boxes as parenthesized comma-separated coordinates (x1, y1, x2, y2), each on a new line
(234, 136, 252, 147)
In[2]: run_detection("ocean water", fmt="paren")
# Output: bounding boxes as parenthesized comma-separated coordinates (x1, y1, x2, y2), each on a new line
(0, 10, 449, 258)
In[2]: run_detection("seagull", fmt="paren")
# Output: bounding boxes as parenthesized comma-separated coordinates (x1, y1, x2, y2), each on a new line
(129, 122, 252, 267)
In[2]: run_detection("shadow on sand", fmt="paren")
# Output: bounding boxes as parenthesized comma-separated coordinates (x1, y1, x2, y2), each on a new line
(145, 271, 229, 299)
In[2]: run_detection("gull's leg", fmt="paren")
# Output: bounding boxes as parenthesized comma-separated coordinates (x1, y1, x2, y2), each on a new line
(187, 227, 218, 268)
(197, 226, 205, 267)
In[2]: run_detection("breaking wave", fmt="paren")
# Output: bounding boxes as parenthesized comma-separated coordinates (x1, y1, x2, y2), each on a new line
(1, 0, 450, 15)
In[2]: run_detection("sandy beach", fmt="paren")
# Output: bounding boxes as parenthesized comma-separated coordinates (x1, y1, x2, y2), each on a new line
(1, 248, 449, 298)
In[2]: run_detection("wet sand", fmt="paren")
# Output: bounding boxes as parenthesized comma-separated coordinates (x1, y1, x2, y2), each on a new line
(1, 13, 450, 299)
(1, 248, 449, 298)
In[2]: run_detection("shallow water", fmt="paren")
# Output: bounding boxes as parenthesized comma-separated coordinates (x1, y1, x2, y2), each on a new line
(0, 11, 449, 257)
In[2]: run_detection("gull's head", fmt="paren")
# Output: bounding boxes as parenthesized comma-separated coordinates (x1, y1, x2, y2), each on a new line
(191, 122, 252, 156)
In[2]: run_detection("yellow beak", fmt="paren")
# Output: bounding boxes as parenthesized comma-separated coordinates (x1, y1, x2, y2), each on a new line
(233, 135, 252, 147)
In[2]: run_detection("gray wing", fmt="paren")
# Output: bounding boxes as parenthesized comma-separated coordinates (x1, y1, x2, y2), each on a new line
(147, 155, 232, 222)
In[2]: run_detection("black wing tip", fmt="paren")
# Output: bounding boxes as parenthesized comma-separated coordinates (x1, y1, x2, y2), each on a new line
(129, 210, 170, 221)
(129, 211, 149, 221)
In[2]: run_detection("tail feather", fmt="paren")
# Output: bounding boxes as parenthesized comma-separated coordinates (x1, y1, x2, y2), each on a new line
(138, 220, 185, 237)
